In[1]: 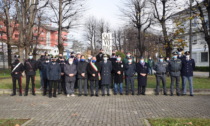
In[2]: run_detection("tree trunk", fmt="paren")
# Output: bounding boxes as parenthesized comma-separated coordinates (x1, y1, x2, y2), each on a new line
(58, 0, 64, 54)
(18, 47, 25, 62)
(7, 43, 12, 69)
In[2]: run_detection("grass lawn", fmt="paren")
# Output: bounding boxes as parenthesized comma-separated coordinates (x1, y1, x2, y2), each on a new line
(0, 74, 210, 89)
(148, 118, 210, 126)
(0, 119, 29, 126)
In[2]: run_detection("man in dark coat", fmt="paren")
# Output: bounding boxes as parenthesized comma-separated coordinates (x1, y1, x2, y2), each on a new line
(125, 57, 136, 95)
(57, 56, 66, 95)
(100, 54, 112, 96)
(123, 52, 135, 65)
(87, 56, 101, 96)
(109, 52, 117, 89)
(181, 51, 195, 96)
(40, 57, 50, 96)
(153, 55, 168, 95)
(136, 56, 149, 95)
(24, 52, 38, 96)
(11, 55, 24, 96)
(168, 52, 182, 96)
(113, 55, 124, 95)
(64, 57, 77, 97)
(96, 48, 104, 62)
(37, 53, 45, 90)
(77, 55, 88, 96)
(47, 56, 61, 98)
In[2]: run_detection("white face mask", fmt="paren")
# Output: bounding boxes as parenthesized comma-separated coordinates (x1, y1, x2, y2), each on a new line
(117, 58, 121, 61)
(29, 56, 33, 59)
(128, 60, 132, 63)
(46, 60, 49, 63)
(104, 58, 108, 61)
(127, 54, 131, 57)
(69, 61, 73, 64)
(140, 60, 144, 63)
(186, 55, 190, 59)
(88, 57, 92, 60)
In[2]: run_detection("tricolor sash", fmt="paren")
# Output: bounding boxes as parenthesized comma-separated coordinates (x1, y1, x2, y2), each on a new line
(90, 62, 101, 80)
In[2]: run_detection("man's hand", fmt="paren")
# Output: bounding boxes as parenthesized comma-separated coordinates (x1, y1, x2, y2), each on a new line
(61, 73, 64, 76)
(140, 73, 146, 76)
(81, 73, 85, 77)
(92, 74, 95, 77)
(117, 71, 121, 74)
(69, 74, 74, 77)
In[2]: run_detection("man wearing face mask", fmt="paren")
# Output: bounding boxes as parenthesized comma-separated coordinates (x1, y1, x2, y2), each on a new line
(109, 51, 117, 89)
(125, 57, 136, 95)
(11, 55, 24, 96)
(100, 54, 112, 96)
(87, 55, 92, 63)
(136, 56, 149, 95)
(24, 52, 38, 96)
(47, 56, 61, 98)
(77, 55, 88, 96)
(123, 52, 135, 65)
(56, 53, 66, 63)
(64, 57, 77, 97)
(87, 56, 101, 96)
(113, 55, 124, 95)
(181, 51, 195, 96)
(57, 56, 66, 95)
(168, 52, 182, 96)
(177, 48, 184, 60)
(40, 56, 50, 96)
(153, 55, 168, 95)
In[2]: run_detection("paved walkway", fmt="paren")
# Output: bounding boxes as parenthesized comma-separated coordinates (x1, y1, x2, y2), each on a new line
(0, 95, 210, 126)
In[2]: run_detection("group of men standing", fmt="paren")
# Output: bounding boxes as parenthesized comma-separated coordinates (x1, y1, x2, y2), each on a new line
(10, 48, 195, 98)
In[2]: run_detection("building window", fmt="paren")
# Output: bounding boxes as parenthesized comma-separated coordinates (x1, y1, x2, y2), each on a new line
(192, 35, 197, 45)
(15, 34, 19, 38)
(201, 52, 208, 62)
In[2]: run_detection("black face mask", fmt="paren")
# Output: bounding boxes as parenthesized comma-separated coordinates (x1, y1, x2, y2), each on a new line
(59, 56, 63, 59)
(41, 55, 44, 58)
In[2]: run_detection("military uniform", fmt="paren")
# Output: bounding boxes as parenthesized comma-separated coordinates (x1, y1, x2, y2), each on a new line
(153, 56, 168, 95)
(113, 60, 124, 95)
(41, 59, 50, 96)
(125, 62, 136, 95)
(11, 55, 24, 96)
(100, 59, 112, 96)
(181, 51, 195, 96)
(57, 58, 66, 95)
(168, 52, 182, 96)
(24, 53, 38, 96)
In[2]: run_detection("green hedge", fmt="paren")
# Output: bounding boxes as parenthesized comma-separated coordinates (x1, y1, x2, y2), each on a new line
(195, 66, 209, 72)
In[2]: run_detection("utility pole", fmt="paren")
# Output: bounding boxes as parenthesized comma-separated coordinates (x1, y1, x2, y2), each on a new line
(189, 0, 193, 58)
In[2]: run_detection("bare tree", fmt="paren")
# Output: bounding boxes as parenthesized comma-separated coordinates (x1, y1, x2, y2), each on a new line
(49, 0, 85, 54)
(194, 0, 210, 77)
(120, 0, 152, 57)
(84, 16, 97, 54)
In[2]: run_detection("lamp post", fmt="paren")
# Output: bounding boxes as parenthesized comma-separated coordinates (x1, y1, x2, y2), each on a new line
(0, 32, 5, 69)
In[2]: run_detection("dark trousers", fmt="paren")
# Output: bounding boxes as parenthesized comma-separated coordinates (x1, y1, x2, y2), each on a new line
(58, 77, 66, 94)
(25, 75, 35, 95)
(156, 75, 167, 94)
(49, 80, 58, 96)
(12, 77, 22, 95)
(43, 77, 49, 95)
(102, 84, 110, 95)
(138, 86, 146, 95)
(78, 79, 88, 95)
(126, 76, 134, 94)
(90, 80, 99, 95)
(170, 76, 180, 95)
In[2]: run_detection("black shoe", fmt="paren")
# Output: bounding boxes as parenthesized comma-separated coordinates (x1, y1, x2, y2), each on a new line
(32, 93, 36, 96)
(53, 95, 57, 97)
(19, 94, 22, 96)
(190, 94, 194, 97)
(10, 94, 16, 96)
(49, 95, 52, 98)
(137, 93, 141, 95)
(132, 93, 134, 95)
(107, 94, 110, 96)
(43, 93, 46, 96)
(177, 93, 180, 96)
(91, 94, 94, 97)
(114, 93, 117, 95)
(126, 93, 129, 95)
(120, 93, 123, 95)
(164, 93, 167, 96)
(84, 94, 88, 96)
(170, 94, 173, 96)
(182, 94, 186, 96)
(95, 94, 99, 97)
(102, 94, 105, 96)
(78, 94, 82, 97)
(155, 93, 159, 96)
(142, 93, 145, 95)
(24, 94, 28, 96)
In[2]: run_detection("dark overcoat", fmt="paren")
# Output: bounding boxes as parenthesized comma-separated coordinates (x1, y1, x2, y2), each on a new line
(136, 62, 149, 86)
(100, 61, 112, 85)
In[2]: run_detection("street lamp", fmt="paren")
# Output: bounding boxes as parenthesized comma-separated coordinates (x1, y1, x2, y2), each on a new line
(189, 0, 194, 58)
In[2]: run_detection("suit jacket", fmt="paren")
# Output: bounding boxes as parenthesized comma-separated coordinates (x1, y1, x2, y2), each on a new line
(47, 62, 61, 80)
(64, 63, 77, 82)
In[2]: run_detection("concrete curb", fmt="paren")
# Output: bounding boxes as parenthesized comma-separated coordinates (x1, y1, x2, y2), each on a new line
(0, 88, 210, 95)
(21, 118, 33, 126)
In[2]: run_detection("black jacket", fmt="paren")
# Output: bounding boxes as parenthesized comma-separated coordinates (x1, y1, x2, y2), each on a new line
(96, 52, 104, 62)
(11, 60, 24, 78)
(87, 62, 101, 81)
(64, 63, 77, 82)
(77, 61, 88, 79)
(113, 61, 124, 83)
(47, 62, 61, 80)
(125, 63, 136, 77)
(24, 59, 38, 76)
